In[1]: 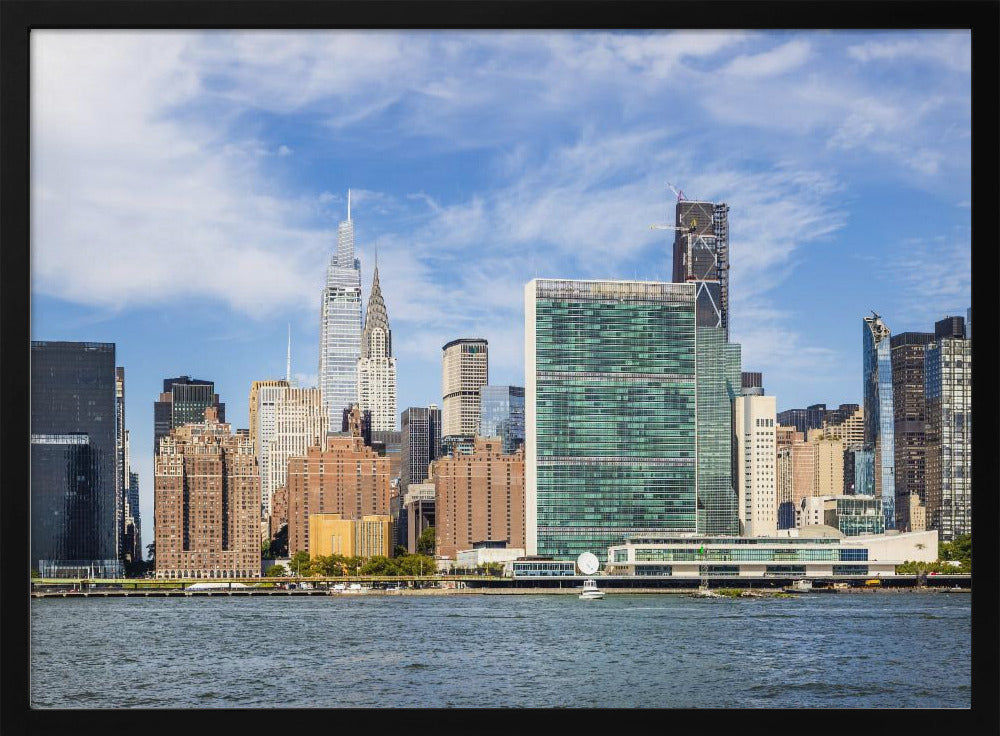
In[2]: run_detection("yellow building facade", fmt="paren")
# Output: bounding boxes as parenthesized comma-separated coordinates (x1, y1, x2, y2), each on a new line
(307, 513, 393, 558)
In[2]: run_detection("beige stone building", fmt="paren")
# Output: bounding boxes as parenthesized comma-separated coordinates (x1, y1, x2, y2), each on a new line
(822, 405, 864, 449)
(255, 385, 327, 518)
(810, 430, 845, 499)
(734, 394, 777, 537)
(432, 437, 525, 559)
(308, 513, 393, 559)
(154, 408, 261, 579)
(286, 437, 391, 555)
(441, 338, 489, 439)
(780, 431, 844, 528)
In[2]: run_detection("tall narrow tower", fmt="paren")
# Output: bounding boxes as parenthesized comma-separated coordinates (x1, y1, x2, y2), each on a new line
(863, 312, 896, 528)
(667, 193, 741, 535)
(357, 258, 398, 431)
(318, 190, 363, 428)
(441, 338, 489, 447)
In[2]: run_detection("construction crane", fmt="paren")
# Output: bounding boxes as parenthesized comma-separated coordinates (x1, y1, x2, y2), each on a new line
(650, 222, 696, 234)
(667, 182, 686, 202)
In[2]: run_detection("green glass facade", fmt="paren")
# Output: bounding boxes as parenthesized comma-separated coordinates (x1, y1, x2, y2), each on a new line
(528, 279, 699, 562)
(695, 327, 741, 536)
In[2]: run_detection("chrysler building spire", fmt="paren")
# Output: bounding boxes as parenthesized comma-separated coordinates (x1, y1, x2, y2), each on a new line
(357, 257, 397, 431)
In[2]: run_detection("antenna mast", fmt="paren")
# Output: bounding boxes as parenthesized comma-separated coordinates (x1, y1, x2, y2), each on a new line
(286, 323, 291, 382)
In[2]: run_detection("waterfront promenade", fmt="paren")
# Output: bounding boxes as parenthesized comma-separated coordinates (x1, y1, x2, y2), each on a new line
(30, 573, 971, 597)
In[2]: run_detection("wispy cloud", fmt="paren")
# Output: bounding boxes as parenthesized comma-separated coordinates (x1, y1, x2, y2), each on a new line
(723, 39, 811, 78)
(847, 33, 971, 73)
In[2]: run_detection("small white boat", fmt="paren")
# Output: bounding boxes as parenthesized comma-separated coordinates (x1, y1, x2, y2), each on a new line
(579, 579, 605, 600)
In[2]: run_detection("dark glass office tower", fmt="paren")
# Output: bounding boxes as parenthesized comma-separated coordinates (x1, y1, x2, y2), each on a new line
(153, 376, 225, 453)
(890, 331, 934, 531)
(400, 406, 442, 491)
(31, 341, 120, 577)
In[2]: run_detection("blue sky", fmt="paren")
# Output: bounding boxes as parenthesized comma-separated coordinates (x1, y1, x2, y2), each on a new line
(31, 31, 972, 545)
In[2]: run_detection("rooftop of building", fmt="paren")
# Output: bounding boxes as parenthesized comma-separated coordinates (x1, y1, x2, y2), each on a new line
(442, 337, 488, 351)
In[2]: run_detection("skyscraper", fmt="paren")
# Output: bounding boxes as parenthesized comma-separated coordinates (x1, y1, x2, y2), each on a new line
(671, 199, 730, 336)
(249, 379, 290, 457)
(695, 326, 741, 535)
(357, 260, 398, 431)
(441, 338, 488, 444)
(319, 190, 363, 428)
(400, 405, 443, 492)
(890, 331, 934, 531)
(479, 385, 525, 455)
(668, 195, 741, 534)
(925, 316, 971, 541)
(31, 342, 120, 577)
(114, 367, 127, 561)
(526, 279, 700, 561)
(117, 367, 141, 566)
(863, 313, 896, 528)
(734, 374, 777, 537)
(253, 384, 327, 519)
(154, 376, 225, 454)
(154, 407, 261, 579)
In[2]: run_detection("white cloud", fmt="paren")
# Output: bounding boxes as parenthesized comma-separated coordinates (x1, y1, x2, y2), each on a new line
(847, 33, 971, 72)
(31, 31, 334, 318)
(723, 39, 811, 78)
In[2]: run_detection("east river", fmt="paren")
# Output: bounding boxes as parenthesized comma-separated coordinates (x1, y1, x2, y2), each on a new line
(30, 591, 970, 708)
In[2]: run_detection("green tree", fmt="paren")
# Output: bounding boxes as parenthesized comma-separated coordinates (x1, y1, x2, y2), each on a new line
(417, 526, 435, 555)
(393, 545, 409, 558)
(290, 550, 311, 576)
(265, 563, 287, 577)
(478, 562, 504, 577)
(361, 556, 396, 576)
(261, 539, 272, 558)
(397, 554, 436, 576)
(31, 568, 40, 579)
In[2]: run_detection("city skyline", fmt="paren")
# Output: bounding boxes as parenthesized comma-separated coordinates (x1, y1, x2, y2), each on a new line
(30, 30, 972, 545)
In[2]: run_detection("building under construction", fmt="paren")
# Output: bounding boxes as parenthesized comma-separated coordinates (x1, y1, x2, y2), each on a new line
(670, 199, 731, 338)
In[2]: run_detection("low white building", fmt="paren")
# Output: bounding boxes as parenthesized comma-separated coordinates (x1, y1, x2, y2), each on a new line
(456, 547, 526, 576)
(606, 528, 938, 578)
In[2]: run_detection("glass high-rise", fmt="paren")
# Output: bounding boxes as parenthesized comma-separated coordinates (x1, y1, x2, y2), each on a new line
(400, 406, 442, 491)
(925, 316, 971, 541)
(31, 341, 121, 577)
(696, 327, 741, 535)
(526, 279, 699, 562)
(319, 190, 363, 428)
(863, 313, 896, 528)
(479, 385, 525, 455)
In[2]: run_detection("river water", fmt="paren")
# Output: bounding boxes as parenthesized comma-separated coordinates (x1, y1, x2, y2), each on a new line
(30, 591, 970, 708)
